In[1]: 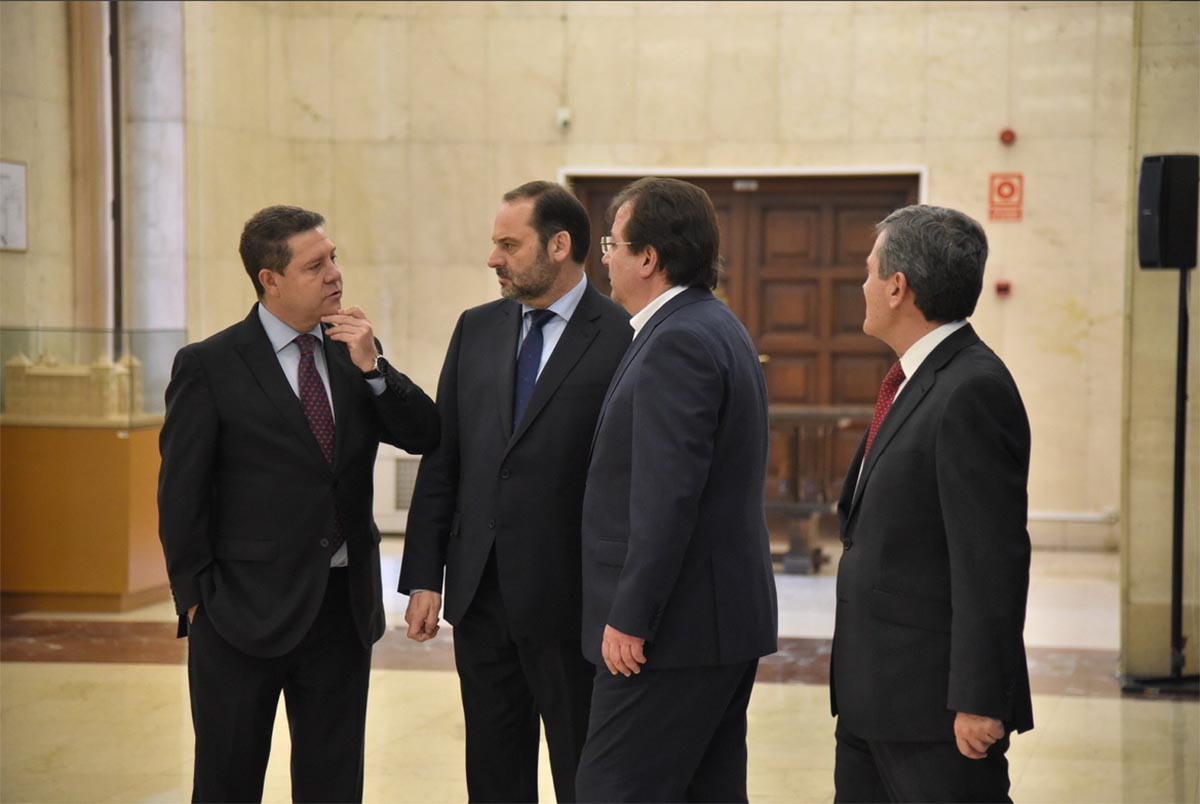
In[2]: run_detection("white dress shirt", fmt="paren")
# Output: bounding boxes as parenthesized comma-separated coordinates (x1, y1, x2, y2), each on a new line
(630, 285, 689, 339)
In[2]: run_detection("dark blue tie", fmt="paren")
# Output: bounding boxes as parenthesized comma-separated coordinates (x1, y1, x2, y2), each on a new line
(513, 309, 556, 428)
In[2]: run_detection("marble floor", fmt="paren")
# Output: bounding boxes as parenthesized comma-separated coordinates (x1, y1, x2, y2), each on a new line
(2, 540, 1197, 804)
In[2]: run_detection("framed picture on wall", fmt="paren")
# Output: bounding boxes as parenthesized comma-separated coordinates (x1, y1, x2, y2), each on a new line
(1, 160, 28, 252)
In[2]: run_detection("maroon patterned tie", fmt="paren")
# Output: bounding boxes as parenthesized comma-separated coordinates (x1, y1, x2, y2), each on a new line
(863, 361, 905, 460)
(295, 334, 342, 549)
(295, 335, 335, 464)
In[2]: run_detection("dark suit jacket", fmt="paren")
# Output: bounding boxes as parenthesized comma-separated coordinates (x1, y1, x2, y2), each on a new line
(398, 282, 632, 641)
(158, 304, 438, 658)
(581, 287, 778, 669)
(831, 324, 1034, 742)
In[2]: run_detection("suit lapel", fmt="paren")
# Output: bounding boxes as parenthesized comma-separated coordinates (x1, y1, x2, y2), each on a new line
(846, 324, 981, 521)
(234, 305, 330, 470)
(507, 284, 602, 449)
(493, 301, 521, 441)
(848, 370, 933, 515)
(588, 287, 710, 456)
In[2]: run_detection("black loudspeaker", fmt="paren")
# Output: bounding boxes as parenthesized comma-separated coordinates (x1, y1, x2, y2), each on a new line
(1138, 154, 1198, 270)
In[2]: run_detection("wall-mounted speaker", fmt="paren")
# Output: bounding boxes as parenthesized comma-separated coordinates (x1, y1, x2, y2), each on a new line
(1138, 154, 1198, 271)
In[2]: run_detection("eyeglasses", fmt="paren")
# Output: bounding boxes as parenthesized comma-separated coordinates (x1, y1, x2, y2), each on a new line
(600, 236, 633, 256)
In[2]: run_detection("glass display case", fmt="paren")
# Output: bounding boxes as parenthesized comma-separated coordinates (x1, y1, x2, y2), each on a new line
(0, 327, 187, 427)
(1, 328, 186, 610)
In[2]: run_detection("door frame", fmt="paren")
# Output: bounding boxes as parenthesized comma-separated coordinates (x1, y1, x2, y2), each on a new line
(558, 164, 927, 202)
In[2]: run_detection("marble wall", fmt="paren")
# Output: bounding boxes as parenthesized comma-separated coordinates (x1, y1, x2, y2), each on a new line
(0, 2, 75, 328)
(179, 0, 1160, 548)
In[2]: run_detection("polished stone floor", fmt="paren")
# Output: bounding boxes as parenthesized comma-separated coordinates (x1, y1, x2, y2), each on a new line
(2, 541, 1197, 803)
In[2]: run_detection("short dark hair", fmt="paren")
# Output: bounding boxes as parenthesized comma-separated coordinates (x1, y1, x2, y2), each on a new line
(876, 204, 988, 322)
(502, 181, 590, 264)
(239, 205, 326, 298)
(606, 177, 719, 290)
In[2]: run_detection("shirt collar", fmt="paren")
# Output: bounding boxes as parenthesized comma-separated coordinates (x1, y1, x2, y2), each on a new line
(630, 285, 689, 339)
(522, 272, 588, 325)
(899, 320, 968, 380)
(257, 303, 323, 355)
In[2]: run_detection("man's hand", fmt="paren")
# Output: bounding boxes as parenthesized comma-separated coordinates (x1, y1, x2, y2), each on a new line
(187, 604, 198, 624)
(322, 306, 379, 372)
(954, 711, 1005, 759)
(601, 624, 647, 677)
(404, 591, 442, 642)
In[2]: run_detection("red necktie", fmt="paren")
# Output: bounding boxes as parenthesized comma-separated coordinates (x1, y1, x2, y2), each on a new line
(295, 335, 335, 464)
(295, 335, 342, 550)
(863, 361, 905, 460)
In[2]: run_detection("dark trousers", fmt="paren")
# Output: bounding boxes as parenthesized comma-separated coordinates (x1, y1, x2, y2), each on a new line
(834, 723, 1012, 804)
(575, 659, 759, 803)
(453, 553, 594, 803)
(187, 567, 372, 803)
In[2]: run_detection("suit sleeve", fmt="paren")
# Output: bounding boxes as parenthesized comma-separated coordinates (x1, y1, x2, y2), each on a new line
(937, 372, 1031, 723)
(397, 314, 464, 594)
(607, 326, 721, 642)
(157, 347, 218, 616)
(373, 339, 440, 454)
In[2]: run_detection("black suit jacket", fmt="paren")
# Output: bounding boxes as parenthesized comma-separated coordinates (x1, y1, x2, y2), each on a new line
(399, 282, 631, 641)
(831, 324, 1034, 742)
(158, 305, 438, 658)
(581, 288, 778, 668)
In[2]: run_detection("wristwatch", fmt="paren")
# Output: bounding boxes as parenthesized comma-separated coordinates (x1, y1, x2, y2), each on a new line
(363, 354, 388, 379)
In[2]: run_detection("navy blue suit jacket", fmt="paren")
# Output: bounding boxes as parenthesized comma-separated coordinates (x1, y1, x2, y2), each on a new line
(581, 287, 778, 668)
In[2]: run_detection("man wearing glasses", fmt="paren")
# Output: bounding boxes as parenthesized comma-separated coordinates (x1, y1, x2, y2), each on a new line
(576, 177, 778, 802)
(400, 181, 631, 802)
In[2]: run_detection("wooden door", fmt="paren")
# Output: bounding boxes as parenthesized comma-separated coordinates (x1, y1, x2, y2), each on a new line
(737, 178, 917, 506)
(571, 175, 917, 547)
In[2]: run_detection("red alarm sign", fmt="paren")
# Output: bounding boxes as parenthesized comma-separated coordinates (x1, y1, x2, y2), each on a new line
(989, 173, 1023, 222)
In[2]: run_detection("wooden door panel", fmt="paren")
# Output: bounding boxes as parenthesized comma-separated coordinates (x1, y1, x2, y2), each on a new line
(834, 208, 888, 266)
(764, 357, 818, 405)
(760, 280, 819, 335)
(833, 353, 893, 404)
(583, 190, 615, 297)
(833, 280, 867, 334)
(761, 206, 820, 266)
(713, 201, 741, 312)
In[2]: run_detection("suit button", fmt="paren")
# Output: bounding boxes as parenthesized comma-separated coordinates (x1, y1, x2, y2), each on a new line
(500, 468, 511, 479)
(488, 519, 495, 529)
(320, 538, 330, 548)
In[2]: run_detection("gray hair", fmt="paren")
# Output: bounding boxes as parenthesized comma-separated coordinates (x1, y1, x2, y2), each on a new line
(876, 205, 988, 322)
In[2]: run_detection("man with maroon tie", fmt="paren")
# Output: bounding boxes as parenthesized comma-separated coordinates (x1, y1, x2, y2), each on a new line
(158, 205, 438, 802)
(830, 205, 1034, 803)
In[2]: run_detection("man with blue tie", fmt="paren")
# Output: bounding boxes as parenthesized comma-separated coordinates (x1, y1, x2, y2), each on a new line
(399, 181, 631, 802)
(158, 205, 439, 802)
